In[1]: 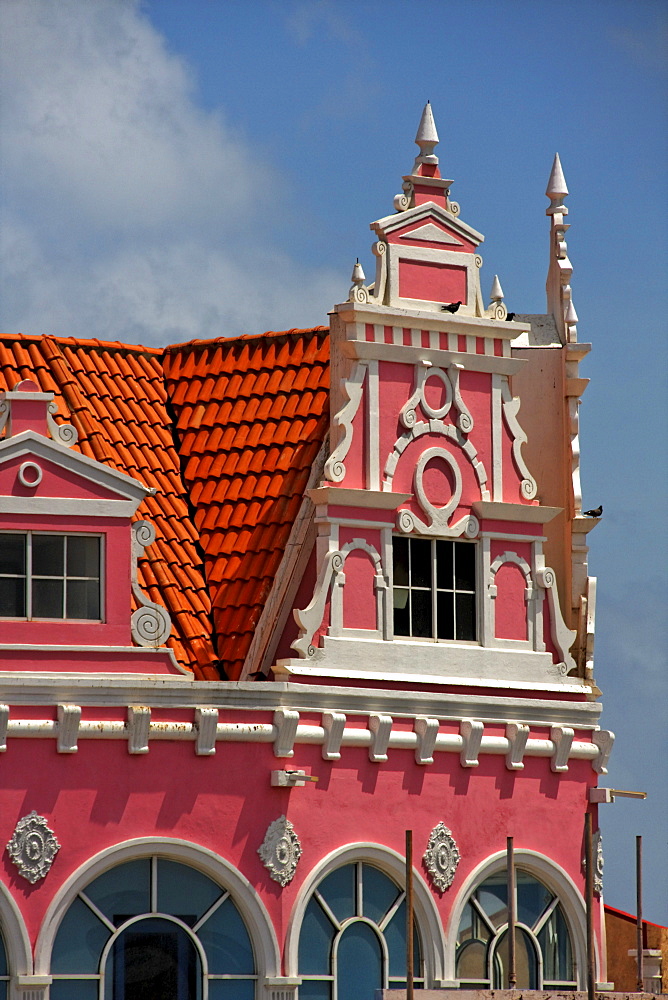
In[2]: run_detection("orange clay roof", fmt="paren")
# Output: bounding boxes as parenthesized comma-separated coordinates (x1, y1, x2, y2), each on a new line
(0, 328, 330, 679)
(163, 327, 330, 679)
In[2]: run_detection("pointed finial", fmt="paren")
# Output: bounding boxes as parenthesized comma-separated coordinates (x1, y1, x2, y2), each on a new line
(546, 153, 568, 200)
(415, 102, 439, 160)
(489, 275, 504, 302)
(565, 299, 578, 324)
(351, 258, 365, 285)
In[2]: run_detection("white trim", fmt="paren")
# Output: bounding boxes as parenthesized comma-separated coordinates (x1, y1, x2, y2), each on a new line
(34, 837, 281, 981)
(284, 843, 446, 985)
(444, 849, 595, 988)
(0, 877, 33, 976)
(0, 497, 140, 517)
(343, 338, 524, 375)
(308, 487, 411, 510)
(333, 299, 529, 340)
(0, 644, 186, 674)
(0, 432, 152, 502)
(473, 501, 562, 524)
(373, 200, 484, 244)
(0, 675, 602, 727)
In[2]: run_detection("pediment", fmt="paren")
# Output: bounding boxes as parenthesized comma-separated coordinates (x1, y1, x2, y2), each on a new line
(372, 201, 484, 247)
(399, 222, 464, 246)
(0, 430, 152, 514)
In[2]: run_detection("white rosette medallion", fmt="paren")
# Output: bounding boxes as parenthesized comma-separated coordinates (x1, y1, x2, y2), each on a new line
(258, 815, 302, 887)
(423, 821, 460, 893)
(7, 811, 61, 883)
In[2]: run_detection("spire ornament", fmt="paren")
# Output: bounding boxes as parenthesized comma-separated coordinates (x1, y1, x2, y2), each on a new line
(348, 258, 369, 304)
(487, 274, 507, 320)
(414, 101, 439, 163)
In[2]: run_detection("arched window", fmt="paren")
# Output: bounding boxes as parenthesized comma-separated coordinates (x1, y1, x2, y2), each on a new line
(0, 929, 8, 1000)
(456, 869, 576, 989)
(49, 856, 256, 999)
(298, 861, 424, 999)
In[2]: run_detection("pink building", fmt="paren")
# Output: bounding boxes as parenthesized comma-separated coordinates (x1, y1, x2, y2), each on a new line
(0, 106, 611, 1000)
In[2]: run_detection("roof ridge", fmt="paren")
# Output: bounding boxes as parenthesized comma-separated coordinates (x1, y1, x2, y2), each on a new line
(0, 332, 162, 356)
(163, 326, 329, 354)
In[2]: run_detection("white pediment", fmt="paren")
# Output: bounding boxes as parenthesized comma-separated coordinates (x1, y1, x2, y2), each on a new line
(399, 223, 463, 246)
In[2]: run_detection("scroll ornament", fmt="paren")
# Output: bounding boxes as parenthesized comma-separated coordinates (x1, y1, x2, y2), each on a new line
(258, 815, 302, 887)
(7, 811, 61, 883)
(131, 521, 172, 647)
(423, 821, 460, 892)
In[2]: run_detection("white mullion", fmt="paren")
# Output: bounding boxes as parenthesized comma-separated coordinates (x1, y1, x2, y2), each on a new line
(407, 539, 413, 636)
(470, 895, 497, 936)
(62, 535, 68, 618)
(431, 540, 437, 639)
(193, 890, 230, 933)
(314, 890, 342, 932)
(532, 895, 559, 936)
(79, 890, 116, 933)
(378, 889, 406, 932)
(26, 532, 33, 619)
(151, 856, 158, 912)
(356, 861, 363, 917)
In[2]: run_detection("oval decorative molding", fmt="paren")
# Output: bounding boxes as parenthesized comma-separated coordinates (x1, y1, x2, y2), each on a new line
(423, 821, 460, 893)
(7, 811, 61, 883)
(258, 815, 302, 887)
(18, 461, 42, 488)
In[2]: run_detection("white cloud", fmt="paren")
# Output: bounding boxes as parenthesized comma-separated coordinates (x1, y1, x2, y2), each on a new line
(0, 0, 342, 344)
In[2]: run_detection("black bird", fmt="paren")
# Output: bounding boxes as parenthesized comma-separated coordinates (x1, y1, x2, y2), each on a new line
(582, 505, 603, 517)
(506, 312, 516, 321)
(441, 301, 461, 313)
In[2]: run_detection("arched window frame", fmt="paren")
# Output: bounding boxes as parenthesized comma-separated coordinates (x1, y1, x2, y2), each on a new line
(0, 879, 32, 996)
(34, 837, 281, 994)
(285, 843, 447, 988)
(444, 849, 594, 989)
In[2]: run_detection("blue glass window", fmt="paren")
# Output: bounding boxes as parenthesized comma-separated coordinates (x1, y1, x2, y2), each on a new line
(298, 861, 424, 998)
(456, 868, 577, 988)
(50, 856, 256, 998)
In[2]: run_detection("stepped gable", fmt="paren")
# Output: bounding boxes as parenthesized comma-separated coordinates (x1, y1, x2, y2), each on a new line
(163, 327, 330, 680)
(0, 332, 217, 678)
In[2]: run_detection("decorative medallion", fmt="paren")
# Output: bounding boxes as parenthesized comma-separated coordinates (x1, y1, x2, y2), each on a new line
(423, 821, 460, 892)
(593, 830, 604, 895)
(7, 811, 61, 883)
(258, 815, 302, 887)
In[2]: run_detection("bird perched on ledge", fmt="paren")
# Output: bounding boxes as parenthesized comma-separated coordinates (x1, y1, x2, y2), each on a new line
(441, 301, 461, 313)
(582, 505, 603, 517)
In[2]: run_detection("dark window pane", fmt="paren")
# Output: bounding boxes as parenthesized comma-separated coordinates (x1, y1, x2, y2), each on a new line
(517, 871, 552, 928)
(85, 859, 150, 925)
(393, 588, 410, 636)
(109, 917, 200, 1000)
(478, 879, 507, 928)
(297, 983, 331, 1000)
(385, 899, 422, 977)
(336, 921, 382, 1000)
(67, 536, 100, 577)
(436, 590, 454, 640)
(157, 859, 222, 926)
(456, 938, 489, 983)
(208, 982, 256, 999)
(410, 538, 432, 589)
(66, 579, 100, 619)
(456, 593, 476, 641)
(436, 540, 454, 589)
(538, 903, 574, 983)
(298, 897, 334, 974)
(362, 864, 400, 924)
(50, 980, 99, 999)
(32, 535, 64, 576)
(0, 534, 25, 575)
(51, 896, 110, 973)
(495, 926, 538, 989)
(455, 543, 476, 591)
(198, 896, 254, 975)
(0, 577, 25, 617)
(411, 589, 432, 638)
(392, 537, 409, 587)
(33, 578, 64, 618)
(318, 864, 356, 922)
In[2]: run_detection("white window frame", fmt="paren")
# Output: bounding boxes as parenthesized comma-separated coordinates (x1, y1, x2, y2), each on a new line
(392, 535, 477, 643)
(0, 530, 104, 622)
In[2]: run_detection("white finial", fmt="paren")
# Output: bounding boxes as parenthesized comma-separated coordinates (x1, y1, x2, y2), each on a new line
(546, 153, 568, 200)
(565, 300, 578, 324)
(415, 102, 439, 160)
(490, 275, 504, 302)
(351, 258, 365, 285)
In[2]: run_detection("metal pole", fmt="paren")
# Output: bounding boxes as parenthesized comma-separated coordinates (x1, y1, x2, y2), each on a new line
(507, 835, 517, 988)
(406, 829, 414, 1000)
(585, 812, 595, 1000)
(636, 835, 644, 992)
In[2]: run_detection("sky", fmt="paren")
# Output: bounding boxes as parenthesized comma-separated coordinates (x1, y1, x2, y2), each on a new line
(0, 0, 666, 922)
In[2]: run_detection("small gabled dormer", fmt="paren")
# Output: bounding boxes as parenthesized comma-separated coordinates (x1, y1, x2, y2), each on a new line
(0, 379, 182, 675)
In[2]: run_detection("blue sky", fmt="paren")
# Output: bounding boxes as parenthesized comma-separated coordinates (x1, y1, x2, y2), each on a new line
(1, 0, 666, 920)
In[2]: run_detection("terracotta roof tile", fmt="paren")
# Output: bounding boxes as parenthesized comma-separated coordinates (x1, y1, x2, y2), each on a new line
(163, 326, 329, 678)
